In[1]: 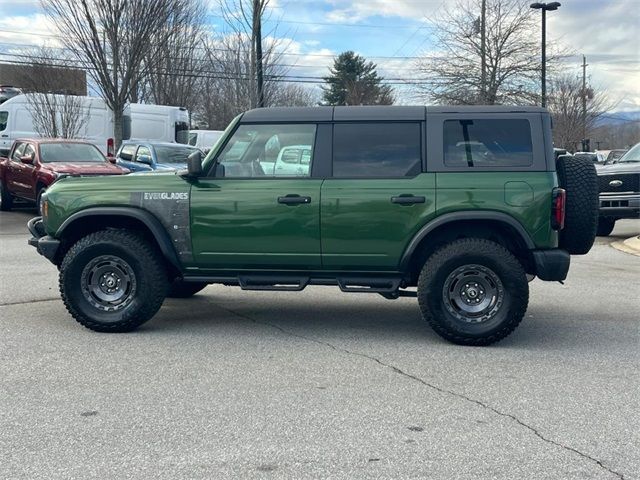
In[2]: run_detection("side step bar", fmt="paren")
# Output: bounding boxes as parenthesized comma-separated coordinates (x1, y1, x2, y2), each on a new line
(182, 274, 415, 298)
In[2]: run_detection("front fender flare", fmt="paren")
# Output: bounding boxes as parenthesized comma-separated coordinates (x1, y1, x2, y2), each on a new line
(56, 207, 182, 272)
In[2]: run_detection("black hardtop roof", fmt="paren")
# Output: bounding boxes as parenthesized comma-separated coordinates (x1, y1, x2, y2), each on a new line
(240, 105, 548, 122)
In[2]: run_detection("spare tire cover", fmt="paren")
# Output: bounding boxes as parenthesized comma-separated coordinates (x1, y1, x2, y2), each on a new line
(556, 155, 598, 255)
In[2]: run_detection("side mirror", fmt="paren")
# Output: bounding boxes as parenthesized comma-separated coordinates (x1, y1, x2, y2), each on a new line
(187, 150, 203, 177)
(137, 154, 152, 165)
(107, 156, 117, 164)
(20, 154, 34, 164)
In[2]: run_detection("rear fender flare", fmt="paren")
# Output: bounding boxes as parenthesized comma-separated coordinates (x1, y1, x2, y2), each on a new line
(399, 211, 536, 270)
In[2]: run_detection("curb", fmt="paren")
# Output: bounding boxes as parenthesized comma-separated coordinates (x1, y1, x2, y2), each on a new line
(611, 235, 640, 257)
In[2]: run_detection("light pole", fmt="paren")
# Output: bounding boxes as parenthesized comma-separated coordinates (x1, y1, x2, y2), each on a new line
(530, 2, 561, 108)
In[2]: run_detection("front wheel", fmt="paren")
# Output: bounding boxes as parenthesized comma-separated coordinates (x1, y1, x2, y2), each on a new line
(417, 238, 529, 346)
(59, 230, 169, 332)
(0, 182, 13, 211)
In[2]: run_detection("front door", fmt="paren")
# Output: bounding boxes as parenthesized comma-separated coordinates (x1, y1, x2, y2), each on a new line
(190, 123, 322, 270)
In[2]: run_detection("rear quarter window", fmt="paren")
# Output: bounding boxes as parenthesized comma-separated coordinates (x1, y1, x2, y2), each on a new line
(443, 119, 533, 168)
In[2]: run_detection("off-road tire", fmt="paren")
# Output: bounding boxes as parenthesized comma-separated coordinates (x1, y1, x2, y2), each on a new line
(556, 155, 598, 254)
(596, 217, 616, 237)
(0, 182, 13, 211)
(417, 238, 529, 346)
(167, 280, 208, 298)
(59, 229, 169, 332)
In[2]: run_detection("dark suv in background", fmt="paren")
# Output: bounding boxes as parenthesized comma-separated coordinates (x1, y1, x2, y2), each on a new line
(596, 142, 640, 235)
(28, 106, 598, 346)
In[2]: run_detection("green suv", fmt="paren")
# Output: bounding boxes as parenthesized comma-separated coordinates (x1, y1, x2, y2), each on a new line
(27, 106, 598, 345)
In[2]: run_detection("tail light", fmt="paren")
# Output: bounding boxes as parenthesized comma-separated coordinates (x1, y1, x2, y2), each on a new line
(107, 138, 114, 156)
(551, 187, 566, 230)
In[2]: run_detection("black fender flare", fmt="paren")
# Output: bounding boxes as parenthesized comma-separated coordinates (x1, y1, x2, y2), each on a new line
(399, 211, 536, 270)
(56, 207, 182, 272)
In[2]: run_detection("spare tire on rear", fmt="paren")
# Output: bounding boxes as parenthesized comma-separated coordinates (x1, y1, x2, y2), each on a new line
(556, 155, 598, 255)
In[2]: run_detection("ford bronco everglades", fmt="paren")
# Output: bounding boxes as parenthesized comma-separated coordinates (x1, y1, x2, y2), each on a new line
(27, 106, 599, 345)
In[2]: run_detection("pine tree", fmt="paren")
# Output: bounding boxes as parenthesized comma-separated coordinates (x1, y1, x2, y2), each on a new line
(322, 51, 394, 106)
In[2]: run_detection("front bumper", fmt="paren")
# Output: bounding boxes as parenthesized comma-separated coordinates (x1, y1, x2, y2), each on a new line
(27, 216, 60, 264)
(599, 193, 640, 219)
(531, 249, 570, 281)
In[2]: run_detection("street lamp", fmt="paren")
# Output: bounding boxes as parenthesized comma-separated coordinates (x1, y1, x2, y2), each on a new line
(530, 2, 561, 108)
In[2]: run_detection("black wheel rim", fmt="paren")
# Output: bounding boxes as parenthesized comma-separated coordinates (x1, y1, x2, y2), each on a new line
(442, 264, 505, 324)
(81, 255, 137, 312)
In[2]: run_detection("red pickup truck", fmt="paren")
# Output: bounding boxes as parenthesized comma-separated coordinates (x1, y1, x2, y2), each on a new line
(0, 138, 127, 212)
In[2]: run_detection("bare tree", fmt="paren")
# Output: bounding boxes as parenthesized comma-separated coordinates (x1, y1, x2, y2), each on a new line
(220, 0, 273, 108)
(547, 74, 613, 151)
(415, 0, 551, 105)
(137, 0, 208, 114)
(42, 0, 182, 147)
(16, 47, 90, 138)
(194, 30, 314, 129)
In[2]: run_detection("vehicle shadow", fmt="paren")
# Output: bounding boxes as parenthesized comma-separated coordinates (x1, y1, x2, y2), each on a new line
(144, 288, 634, 352)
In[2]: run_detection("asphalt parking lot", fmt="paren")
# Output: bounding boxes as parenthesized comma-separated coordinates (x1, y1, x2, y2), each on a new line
(1, 208, 639, 480)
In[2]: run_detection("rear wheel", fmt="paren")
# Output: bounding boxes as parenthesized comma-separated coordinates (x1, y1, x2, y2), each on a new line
(60, 230, 169, 332)
(596, 217, 616, 236)
(417, 238, 529, 346)
(167, 279, 208, 298)
(0, 182, 13, 211)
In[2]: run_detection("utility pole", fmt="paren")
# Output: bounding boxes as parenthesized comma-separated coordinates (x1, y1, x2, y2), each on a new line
(582, 54, 588, 151)
(480, 0, 486, 103)
(253, 0, 265, 108)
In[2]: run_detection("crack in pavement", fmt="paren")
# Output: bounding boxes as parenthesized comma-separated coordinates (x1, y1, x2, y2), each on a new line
(0, 297, 59, 307)
(217, 304, 626, 480)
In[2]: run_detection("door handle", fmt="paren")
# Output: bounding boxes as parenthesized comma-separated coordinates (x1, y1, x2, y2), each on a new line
(278, 194, 311, 205)
(391, 194, 426, 205)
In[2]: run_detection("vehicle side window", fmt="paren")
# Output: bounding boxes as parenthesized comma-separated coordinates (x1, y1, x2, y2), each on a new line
(215, 124, 316, 178)
(135, 146, 152, 163)
(119, 144, 136, 161)
(443, 119, 533, 167)
(332, 123, 422, 178)
(0, 111, 8, 131)
(11, 142, 25, 162)
(23, 144, 36, 160)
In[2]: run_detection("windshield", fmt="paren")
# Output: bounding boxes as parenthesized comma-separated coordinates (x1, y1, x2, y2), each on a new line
(618, 144, 640, 163)
(155, 145, 199, 164)
(40, 143, 105, 163)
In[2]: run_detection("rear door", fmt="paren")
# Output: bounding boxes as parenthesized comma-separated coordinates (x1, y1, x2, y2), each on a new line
(190, 122, 323, 270)
(321, 120, 436, 270)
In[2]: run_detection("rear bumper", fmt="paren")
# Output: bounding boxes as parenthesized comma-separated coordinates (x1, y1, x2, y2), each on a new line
(531, 249, 570, 281)
(599, 193, 640, 219)
(27, 216, 60, 264)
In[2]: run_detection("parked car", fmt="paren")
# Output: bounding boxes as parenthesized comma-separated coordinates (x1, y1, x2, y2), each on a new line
(115, 141, 202, 172)
(604, 149, 628, 165)
(573, 152, 599, 163)
(595, 142, 640, 236)
(188, 129, 224, 153)
(0, 139, 126, 213)
(0, 85, 21, 104)
(28, 106, 599, 346)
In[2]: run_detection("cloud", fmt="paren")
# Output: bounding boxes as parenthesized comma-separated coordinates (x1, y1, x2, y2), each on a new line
(324, 0, 443, 23)
(547, 0, 639, 111)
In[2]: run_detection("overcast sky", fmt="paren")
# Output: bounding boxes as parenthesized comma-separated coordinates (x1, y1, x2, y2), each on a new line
(0, 0, 638, 111)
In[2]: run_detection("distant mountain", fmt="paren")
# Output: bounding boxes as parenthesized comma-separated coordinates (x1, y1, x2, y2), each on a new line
(596, 111, 640, 127)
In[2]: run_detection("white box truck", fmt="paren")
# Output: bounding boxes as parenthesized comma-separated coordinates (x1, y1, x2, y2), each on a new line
(0, 95, 190, 155)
